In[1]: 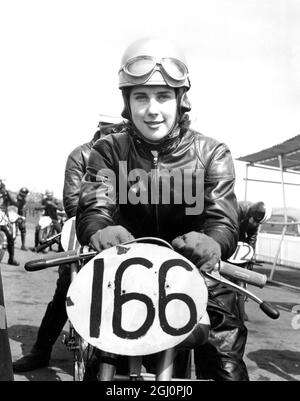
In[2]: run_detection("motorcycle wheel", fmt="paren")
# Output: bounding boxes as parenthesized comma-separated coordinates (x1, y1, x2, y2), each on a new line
(73, 334, 93, 381)
(0, 231, 7, 262)
(39, 227, 50, 244)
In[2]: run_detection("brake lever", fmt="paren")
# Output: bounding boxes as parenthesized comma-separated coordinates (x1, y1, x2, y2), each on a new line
(203, 272, 280, 320)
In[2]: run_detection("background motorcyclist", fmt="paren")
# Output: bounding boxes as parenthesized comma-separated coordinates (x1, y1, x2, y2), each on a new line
(75, 37, 247, 381)
(12, 118, 125, 373)
(238, 200, 272, 255)
(42, 190, 63, 234)
(33, 190, 63, 251)
(16, 187, 30, 251)
(236, 200, 272, 321)
(0, 180, 19, 265)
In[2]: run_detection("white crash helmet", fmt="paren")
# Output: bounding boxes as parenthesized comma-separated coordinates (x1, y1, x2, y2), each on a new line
(118, 37, 190, 90)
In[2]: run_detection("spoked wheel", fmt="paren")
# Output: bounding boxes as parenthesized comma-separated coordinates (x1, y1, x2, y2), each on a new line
(39, 227, 50, 243)
(73, 334, 94, 381)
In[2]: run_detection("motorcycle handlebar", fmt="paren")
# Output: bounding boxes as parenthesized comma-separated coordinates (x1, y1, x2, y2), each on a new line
(219, 262, 267, 288)
(25, 249, 267, 290)
(24, 245, 279, 320)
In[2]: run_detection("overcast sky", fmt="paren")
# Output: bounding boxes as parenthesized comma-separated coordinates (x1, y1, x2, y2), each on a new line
(1, 0, 299, 208)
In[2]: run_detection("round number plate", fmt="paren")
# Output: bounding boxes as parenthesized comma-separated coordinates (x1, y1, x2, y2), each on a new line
(66, 243, 208, 356)
(227, 241, 254, 264)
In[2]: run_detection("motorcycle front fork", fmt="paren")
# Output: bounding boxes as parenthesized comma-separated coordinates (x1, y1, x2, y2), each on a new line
(103, 348, 175, 381)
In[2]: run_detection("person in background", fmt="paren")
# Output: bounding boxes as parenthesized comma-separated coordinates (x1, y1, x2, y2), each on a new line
(41, 190, 63, 234)
(16, 187, 30, 251)
(237, 200, 272, 321)
(238, 200, 272, 255)
(32, 190, 63, 251)
(0, 179, 19, 265)
(12, 116, 125, 372)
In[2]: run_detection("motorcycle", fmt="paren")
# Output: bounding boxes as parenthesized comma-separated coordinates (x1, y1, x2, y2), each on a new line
(0, 207, 25, 263)
(24, 219, 279, 381)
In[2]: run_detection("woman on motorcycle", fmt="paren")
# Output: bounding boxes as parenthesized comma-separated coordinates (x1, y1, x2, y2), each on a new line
(76, 37, 248, 380)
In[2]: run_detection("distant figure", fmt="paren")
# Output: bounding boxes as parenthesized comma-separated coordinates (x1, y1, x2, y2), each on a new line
(238, 200, 272, 253)
(42, 190, 63, 232)
(33, 190, 63, 251)
(16, 187, 30, 251)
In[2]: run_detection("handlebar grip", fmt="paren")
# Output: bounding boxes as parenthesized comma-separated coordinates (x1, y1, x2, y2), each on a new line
(220, 262, 267, 288)
(260, 302, 280, 319)
(25, 250, 79, 271)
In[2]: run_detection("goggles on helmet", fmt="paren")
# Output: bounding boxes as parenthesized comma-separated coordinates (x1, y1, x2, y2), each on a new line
(119, 56, 189, 88)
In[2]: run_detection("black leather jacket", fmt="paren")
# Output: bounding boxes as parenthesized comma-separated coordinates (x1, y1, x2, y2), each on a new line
(63, 124, 126, 218)
(76, 128, 239, 260)
(63, 141, 94, 219)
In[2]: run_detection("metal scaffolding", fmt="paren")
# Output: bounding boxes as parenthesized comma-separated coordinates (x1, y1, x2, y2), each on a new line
(237, 135, 300, 280)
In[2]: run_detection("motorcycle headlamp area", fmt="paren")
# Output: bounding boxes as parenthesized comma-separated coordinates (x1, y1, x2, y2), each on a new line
(66, 242, 209, 356)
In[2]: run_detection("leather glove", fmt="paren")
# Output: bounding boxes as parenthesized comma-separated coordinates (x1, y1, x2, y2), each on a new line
(172, 232, 221, 272)
(89, 225, 135, 251)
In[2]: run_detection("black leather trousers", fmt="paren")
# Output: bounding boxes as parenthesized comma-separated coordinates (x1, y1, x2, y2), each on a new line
(34, 265, 70, 351)
(193, 284, 249, 381)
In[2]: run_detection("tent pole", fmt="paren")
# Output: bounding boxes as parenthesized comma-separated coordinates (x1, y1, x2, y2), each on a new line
(244, 163, 249, 201)
(270, 154, 287, 280)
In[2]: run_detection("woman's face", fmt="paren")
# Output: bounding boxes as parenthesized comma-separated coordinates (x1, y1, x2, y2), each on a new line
(129, 85, 177, 142)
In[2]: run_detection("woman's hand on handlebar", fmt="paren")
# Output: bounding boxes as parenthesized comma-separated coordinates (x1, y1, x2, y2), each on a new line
(172, 232, 221, 273)
(89, 225, 135, 251)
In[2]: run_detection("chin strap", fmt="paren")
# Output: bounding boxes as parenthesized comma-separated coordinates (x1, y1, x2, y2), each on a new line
(131, 123, 183, 154)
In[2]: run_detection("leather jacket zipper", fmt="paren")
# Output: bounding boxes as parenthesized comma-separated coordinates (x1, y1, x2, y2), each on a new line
(151, 150, 160, 236)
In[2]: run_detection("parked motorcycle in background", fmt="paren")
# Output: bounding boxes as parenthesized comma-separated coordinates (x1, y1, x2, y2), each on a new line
(34, 210, 66, 253)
